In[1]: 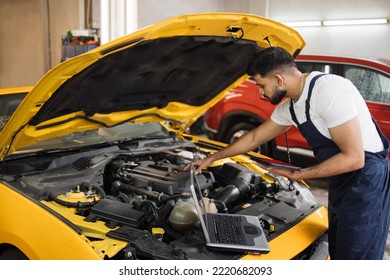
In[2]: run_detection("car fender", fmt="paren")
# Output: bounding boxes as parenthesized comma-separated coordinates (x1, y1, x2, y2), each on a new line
(0, 182, 102, 259)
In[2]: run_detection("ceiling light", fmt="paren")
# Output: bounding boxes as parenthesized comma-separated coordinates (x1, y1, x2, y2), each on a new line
(323, 18, 388, 26)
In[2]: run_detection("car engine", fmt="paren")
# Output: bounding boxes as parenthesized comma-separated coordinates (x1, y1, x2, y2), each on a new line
(2, 139, 320, 260)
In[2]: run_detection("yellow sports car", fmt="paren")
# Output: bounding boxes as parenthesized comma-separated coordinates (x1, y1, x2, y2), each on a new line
(0, 13, 327, 260)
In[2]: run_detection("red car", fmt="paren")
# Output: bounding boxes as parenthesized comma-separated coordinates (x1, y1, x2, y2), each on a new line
(204, 55, 390, 165)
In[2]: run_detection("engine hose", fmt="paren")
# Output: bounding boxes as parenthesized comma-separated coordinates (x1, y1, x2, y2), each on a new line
(214, 172, 252, 208)
(80, 183, 107, 199)
(157, 200, 175, 227)
(48, 192, 97, 208)
(212, 200, 228, 213)
(139, 200, 160, 227)
(112, 181, 170, 203)
(214, 185, 240, 208)
(116, 192, 131, 203)
(161, 193, 189, 203)
(154, 200, 184, 240)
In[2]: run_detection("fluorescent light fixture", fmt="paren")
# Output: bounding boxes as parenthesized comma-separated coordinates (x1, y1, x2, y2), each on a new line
(323, 18, 388, 26)
(282, 18, 388, 27)
(282, 21, 322, 27)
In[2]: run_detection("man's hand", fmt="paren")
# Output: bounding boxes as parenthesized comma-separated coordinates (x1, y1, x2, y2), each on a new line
(183, 157, 215, 174)
(252, 161, 303, 181)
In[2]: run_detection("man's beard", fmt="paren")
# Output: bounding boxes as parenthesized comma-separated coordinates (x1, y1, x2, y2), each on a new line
(268, 89, 286, 105)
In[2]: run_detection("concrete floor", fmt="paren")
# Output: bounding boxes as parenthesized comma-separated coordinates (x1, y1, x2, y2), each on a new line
(307, 178, 390, 260)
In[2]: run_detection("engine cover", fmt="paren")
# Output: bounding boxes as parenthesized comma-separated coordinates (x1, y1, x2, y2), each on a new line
(119, 162, 213, 195)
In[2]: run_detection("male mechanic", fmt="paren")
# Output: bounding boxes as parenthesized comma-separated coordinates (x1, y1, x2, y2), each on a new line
(192, 47, 390, 260)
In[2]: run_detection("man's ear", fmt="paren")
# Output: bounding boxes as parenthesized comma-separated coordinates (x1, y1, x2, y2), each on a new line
(275, 74, 284, 86)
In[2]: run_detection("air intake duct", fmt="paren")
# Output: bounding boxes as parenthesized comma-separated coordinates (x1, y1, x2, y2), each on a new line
(214, 171, 253, 208)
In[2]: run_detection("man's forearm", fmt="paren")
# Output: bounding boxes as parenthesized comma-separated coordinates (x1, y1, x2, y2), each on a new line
(209, 129, 259, 162)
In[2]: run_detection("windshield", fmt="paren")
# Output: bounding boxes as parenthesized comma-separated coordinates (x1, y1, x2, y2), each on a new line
(15, 122, 169, 153)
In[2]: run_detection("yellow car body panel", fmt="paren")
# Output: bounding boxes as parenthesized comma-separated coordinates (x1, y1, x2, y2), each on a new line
(241, 207, 328, 260)
(0, 86, 33, 96)
(0, 183, 101, 259)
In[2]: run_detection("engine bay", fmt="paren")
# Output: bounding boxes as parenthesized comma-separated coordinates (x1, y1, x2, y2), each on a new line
(1, 138, 320, 260)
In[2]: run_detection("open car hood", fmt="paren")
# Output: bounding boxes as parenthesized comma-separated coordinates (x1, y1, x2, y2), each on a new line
(0, 13, 304, 159)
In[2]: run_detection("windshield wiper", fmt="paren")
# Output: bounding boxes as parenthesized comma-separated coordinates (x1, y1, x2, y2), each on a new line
(35, 113, 185, 130)
(115, 135, 171, 146)
(5, 142, 116, 161)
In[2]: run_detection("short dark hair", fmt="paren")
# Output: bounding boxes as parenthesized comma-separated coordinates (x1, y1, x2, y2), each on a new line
(246, 47, 296, 76)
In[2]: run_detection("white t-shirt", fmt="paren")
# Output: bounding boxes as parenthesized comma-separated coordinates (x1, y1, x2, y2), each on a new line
(271, 71, 384, 153)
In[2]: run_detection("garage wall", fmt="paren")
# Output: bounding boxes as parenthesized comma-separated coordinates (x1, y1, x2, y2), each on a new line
(135, 0, 389, 59)
(0, 0, 47, 88)
(137, 0, 267, 30)
(99, 0, 268, 43)
(268, 0, 390, 58)
(0, 0, 81, 88)
(138, 0, 223, 28)
(47, 0, 82, 69)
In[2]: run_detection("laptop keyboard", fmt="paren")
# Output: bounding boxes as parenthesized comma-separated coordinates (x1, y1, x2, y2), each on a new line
(212, 215, 244, 245)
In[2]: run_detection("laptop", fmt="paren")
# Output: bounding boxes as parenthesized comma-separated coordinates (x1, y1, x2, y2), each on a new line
(250, 155, 302, 171)
(189, 163, 270, 254)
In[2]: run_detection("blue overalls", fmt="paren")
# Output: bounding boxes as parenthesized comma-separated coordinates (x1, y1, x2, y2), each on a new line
(289, 74, 390, 259)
